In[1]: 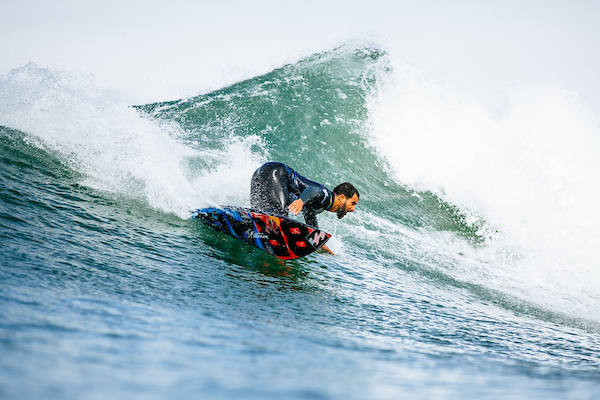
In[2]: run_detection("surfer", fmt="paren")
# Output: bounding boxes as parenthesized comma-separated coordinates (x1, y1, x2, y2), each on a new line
(250, 162, 360, 255)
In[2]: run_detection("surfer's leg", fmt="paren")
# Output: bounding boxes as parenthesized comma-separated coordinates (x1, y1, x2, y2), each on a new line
(250, 162, 290, 216)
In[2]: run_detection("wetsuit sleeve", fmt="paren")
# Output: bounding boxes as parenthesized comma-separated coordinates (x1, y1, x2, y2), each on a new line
(303, 210, 318, 228)
(299, 186, 328, 228)
(299, 186, 325, 204)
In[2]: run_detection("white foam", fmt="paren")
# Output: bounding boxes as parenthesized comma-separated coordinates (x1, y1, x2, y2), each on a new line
(368, 55, 600, 321)
(0, 63, 265, 217)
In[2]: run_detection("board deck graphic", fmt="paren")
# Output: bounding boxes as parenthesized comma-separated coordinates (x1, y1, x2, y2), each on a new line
(193, 206, 331, 260)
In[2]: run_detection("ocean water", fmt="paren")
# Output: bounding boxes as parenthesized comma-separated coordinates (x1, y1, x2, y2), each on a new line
(1, 45, 600, 399)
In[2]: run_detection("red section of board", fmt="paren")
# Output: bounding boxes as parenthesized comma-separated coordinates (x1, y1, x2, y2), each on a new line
(194, 207, 331, 260)
(249, 211, 315, 260)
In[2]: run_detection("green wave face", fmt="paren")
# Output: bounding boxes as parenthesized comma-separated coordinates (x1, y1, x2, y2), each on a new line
(136, 45, 485, 243)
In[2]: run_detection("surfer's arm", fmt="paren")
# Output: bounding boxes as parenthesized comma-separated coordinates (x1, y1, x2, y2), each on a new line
(299, 186, 324, 203)
(288, 186, 324, 215)
(319, 244, 335, 255)
(288, 199, 318, 227)
(303, 210, 318, 228)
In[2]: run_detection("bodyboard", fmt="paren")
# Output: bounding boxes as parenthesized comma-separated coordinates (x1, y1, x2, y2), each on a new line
(192, 206, 331, 260)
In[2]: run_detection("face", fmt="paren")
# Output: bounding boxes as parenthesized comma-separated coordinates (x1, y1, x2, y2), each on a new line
(336, 194, 359, 219)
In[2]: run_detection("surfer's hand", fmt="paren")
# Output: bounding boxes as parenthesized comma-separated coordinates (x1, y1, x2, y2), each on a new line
(319, 244, 335, 255)
(288, 199, 304, 216)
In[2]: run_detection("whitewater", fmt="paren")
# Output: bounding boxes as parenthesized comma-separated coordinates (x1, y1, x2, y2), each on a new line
(2, 3, 600, 399)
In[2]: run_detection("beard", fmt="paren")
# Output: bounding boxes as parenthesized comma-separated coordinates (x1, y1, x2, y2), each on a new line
(336, 201, 348, 219)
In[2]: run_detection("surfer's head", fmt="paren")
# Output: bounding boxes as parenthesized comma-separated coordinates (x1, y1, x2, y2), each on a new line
(332, 183, 360, 219)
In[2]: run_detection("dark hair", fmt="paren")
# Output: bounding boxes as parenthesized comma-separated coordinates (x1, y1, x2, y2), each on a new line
(333, 182, 360, 200)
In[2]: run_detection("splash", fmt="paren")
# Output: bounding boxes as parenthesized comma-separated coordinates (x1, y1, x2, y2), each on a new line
(0, 63, 264, 216)
(368, 55, 600, 320)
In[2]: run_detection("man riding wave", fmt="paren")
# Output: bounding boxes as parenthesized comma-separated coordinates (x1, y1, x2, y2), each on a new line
(250, 162, 360, 255)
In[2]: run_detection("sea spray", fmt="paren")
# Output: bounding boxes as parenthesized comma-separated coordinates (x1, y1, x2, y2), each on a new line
(368, 54, 600, 321)
(0, 63, 266, 217)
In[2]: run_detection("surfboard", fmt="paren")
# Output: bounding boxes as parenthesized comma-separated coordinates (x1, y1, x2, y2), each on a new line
(192, 206, 331, 260)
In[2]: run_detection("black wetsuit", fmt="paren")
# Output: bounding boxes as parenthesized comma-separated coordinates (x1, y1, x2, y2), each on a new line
(250, 162, 333, 228)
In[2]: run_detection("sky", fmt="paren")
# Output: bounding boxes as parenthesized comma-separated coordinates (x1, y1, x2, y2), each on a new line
(1, 0, 600, 111)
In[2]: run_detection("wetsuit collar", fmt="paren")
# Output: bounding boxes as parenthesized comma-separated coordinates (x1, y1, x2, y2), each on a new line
(326, 189, 335, 211)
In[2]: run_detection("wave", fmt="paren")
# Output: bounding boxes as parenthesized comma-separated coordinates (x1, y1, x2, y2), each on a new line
(2, 43, 599, 327)
(368, 53, 600, 322)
